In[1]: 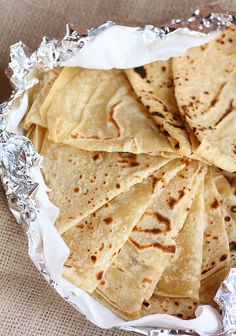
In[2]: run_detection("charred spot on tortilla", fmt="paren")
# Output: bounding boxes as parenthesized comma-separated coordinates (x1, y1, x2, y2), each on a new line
(108, 101, 122, 137)
(200, 44, 208, 51)
(103, 217, 113, 225)
(129, 237, 175, 253)
(220, 254, 228, 262)
(134, 66, 147, 79)
(167, 123, 185, 130)
(152, 112, 165, 118)
(143, 301, 150, 307)
(230, 242, 236, 251)
(152, 176, 161, 192)
(230, 205, 236, 213)
(99, 243, 105, 252)
(168, 189, 185, 209)
(210, 198, 219, 209)
(96, 271, 104, 281)
(176, 314, 183, 318)
(133, 226, 162, 234)
(91, 255, 97, 264)
(140, 211, 171, 232)
(215, 99, 234, 126)
(143, 278, 152, 284)
(92, 153, 100, 161)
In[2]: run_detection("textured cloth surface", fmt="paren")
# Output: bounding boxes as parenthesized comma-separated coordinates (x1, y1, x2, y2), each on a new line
(0, 1, 236, 335)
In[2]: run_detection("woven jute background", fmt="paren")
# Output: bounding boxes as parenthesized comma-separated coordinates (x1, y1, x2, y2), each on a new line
(0, 1, 235, 335)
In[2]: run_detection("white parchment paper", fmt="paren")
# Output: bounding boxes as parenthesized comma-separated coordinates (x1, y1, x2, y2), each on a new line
(8, 25, 223, 334)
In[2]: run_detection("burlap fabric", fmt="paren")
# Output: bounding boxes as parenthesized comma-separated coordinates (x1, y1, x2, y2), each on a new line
(0, 1, 235, 335)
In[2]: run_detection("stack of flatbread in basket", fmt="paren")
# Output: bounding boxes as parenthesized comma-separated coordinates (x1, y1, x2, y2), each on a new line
(21, 25, 236, 320)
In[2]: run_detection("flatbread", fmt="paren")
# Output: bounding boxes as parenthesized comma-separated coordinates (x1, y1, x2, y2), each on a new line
(201, 168, 230, 280)
(94, 267, 227, 321)
(213, 169, 236, 266)
(96, 161, 202, 314)
(39, 67, 174, 155)
(41, 139, 171, 234)
(21, 68, 61, 130)
(62, 159, 184, 293)
(141, 267, 228, 321)
(156, 170, 206, 300)
(172, 25, 236, 172)
(125, 60, 191, 156)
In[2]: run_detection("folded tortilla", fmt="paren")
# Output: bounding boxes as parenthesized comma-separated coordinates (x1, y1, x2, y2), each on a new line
(94, 266, 227, 321)
(62, 159, 184, 293)
(213, 169, 236, 266)
(172, 25, 236, 172)
(38, 67, 174, 155)
(95, 161, 202, 315)
(156, 169, 206, 300)
(140, 267, 228, 321)
(21, 68, 61, 130)
(41, 139, 172, 234)
(201, 167, 230, 280)
(125, 60, 191, 156)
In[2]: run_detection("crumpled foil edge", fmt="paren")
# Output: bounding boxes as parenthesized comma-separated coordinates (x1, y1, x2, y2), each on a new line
(0, 5, 236, 336)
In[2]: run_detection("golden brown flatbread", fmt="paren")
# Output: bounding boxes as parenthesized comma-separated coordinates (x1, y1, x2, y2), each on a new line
(96, 161, 203, 314)
(62, 160, 184, 293)
(156, 169, 206, 299)
(172, 25, 236, 172)
(41, 139, 172, 234)
(125, 60, 192, 156)
(39, 67, 174, 155)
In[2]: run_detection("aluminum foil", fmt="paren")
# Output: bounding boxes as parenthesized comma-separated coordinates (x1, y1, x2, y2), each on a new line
(0, 130, 41, 229)
(0, 5, 236, 336)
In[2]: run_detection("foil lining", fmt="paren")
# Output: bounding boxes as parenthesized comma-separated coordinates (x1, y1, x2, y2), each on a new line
(215, 269, 236, 332)
(0, 130, 41, 229)
(0, 5, 236, 336)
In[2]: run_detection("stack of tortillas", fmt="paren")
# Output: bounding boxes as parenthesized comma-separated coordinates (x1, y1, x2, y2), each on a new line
(21, 25, 236, 320)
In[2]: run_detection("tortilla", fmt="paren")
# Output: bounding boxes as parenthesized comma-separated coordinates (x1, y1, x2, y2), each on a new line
(125, 60, 192, 156)
(41, 139, 172, 234)
(21, 68, 61, 130)
(213, 169, 236, 266)
(172, 25, 236, 172)
(94, 266, 227, 321)
(62, 159, 184, 293)
(95, 161, 202, 314)
(156, 170, 206, 300)
(201, 168, 230, 280)
(141, 267, 228, 321)
(39, 67, 174, 155)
